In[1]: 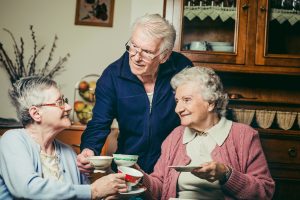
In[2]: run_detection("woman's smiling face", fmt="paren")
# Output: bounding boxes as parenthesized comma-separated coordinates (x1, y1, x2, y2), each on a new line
(38, 87, 72, 131)
(174, 82, 212, 130)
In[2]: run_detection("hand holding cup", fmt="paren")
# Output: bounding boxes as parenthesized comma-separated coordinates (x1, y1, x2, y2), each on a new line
(117, 166, 143, 191)
(87, 156, 113, 173)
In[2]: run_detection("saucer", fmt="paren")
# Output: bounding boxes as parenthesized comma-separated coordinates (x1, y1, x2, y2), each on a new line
(119, 186, 146, 198)
(93, 169, 106, 173)
(168, 165, 202, 172)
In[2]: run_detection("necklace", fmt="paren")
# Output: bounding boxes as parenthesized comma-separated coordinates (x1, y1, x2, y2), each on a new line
(40, 147, 63, 181)
(26, 129, 63, 180)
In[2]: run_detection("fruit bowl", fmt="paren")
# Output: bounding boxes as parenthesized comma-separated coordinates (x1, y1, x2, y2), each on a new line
(75, 104, 93, 124)
(73, 74, 99, 124)
(78, 80, 97, 102)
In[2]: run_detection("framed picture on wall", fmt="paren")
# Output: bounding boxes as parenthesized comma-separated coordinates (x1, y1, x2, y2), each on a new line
(75, 0, 115, 27)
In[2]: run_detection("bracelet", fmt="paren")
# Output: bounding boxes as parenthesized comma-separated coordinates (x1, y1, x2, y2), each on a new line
(220, 165, 232, 185)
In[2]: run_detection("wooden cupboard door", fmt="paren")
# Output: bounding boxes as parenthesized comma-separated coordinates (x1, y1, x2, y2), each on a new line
(164, 0, 248, 65)
(255, 0, 300, 67)
(260, 136, 300, 166)
(272, 179, 300, 200)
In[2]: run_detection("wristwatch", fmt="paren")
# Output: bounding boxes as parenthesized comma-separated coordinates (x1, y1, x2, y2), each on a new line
(220, 165, 232, 185)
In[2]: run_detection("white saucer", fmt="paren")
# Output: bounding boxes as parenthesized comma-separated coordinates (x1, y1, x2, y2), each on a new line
(119, 187, 146, 198)
(168, 165, 202, 172)
(93, 169, 106, 173)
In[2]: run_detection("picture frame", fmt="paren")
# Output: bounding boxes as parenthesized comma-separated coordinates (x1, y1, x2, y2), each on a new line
(75, 0, 115, 27)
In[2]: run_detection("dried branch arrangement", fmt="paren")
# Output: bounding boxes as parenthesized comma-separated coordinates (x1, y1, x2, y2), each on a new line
(0, 25, 70, 85)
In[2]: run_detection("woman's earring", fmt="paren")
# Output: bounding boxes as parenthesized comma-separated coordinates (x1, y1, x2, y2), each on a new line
(208, 102, 215, 112)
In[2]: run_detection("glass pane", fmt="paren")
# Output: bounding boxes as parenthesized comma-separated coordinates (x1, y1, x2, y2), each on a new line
(182, 0, 237, 53)
(267, 0, 300, 55)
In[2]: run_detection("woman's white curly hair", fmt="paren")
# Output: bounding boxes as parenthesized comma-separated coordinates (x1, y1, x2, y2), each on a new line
(171, 66, 228, 117)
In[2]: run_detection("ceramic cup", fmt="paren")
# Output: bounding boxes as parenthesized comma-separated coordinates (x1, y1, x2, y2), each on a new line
(190, 41, 207, 51)
(113, 154, 138, 167)
(87, 156, 113, 170)
(118, 166, 143, 191)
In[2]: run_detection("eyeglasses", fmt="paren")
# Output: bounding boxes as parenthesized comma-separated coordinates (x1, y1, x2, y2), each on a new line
(125, 41, 167, 63)
(34, 96, 69, 109)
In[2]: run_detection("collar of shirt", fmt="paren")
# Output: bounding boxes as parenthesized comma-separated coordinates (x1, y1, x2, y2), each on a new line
(182, 117, 232, 146)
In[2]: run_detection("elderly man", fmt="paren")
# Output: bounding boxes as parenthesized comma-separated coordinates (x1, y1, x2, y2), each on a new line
(77, 13, 192, 173)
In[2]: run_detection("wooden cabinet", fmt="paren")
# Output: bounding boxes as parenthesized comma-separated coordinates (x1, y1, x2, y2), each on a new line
(164, 0, 300, 199)
(260, 129, 300, 200)
(55, 125, 84, 154)
(256, 0, 300, 67)
(164, 0, 300, 74)
(165, 0, 247, 65)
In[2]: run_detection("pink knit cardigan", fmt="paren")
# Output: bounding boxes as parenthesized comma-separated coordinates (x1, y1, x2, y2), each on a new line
(142, 122, 275, 200)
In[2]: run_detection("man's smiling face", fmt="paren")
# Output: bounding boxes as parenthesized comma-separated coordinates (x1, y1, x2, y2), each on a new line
(128, 25, 163, 78)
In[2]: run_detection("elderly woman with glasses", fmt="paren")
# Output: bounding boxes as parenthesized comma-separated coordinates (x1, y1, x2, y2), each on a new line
(0, 76, 127, 200)
(77, 13, 192, 174)
(139, 67, 275, 200)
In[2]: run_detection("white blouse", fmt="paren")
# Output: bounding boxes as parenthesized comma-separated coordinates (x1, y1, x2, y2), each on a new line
(177, 117, 232, 199)
(40, 149, 64, 182)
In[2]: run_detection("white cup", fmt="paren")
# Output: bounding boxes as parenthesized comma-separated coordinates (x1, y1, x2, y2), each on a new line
(118, 166, 143, 191)
(190, 41, 207, 51)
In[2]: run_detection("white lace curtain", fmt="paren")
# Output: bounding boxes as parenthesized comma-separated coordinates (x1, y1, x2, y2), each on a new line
(184, 6, 300, 25)
(184, 6, 236, 22)
(271, 9, 300, 25)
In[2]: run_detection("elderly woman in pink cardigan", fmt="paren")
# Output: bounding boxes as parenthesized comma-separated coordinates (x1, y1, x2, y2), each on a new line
(139, 67, 275, 200)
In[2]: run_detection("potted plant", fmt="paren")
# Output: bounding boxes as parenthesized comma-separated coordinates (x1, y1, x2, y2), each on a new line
(0, 25, 70, 85)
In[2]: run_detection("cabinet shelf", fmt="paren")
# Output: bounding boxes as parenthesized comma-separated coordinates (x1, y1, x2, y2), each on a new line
(258, 128, 300, 137)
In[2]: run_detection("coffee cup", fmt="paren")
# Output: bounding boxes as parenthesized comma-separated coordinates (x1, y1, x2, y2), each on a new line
(87, 156, 113, 168)
(118, 166, 143, 191)
(113, 154, 138, 167)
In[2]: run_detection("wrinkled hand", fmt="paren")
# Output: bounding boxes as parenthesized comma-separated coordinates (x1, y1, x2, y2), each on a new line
(191, 161, 227, 183)
(91, 173, 127, 199)
(77, 148, 94, 174)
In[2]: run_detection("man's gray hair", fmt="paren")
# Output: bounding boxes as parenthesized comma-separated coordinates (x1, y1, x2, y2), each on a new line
(9, 76, 58, 126)
(132, 13, 176, 54)
(171, 66, 228, 117)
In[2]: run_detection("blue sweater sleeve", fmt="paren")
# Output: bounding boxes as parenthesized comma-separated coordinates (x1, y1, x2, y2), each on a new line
(80, 66, 117, 155)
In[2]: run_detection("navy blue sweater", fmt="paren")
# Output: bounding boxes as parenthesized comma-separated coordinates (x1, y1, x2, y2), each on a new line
(81, 51, 192, 173)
